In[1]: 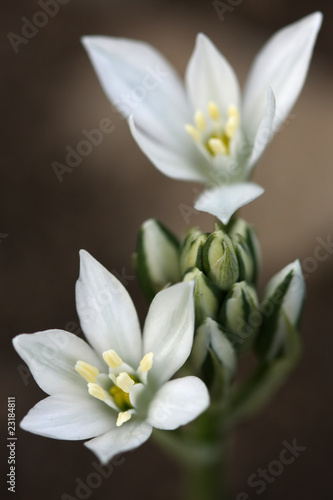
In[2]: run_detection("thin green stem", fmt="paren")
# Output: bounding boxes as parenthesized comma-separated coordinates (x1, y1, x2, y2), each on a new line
(153, 409, 230, 500)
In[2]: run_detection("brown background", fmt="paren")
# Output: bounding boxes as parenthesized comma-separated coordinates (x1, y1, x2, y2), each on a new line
(1, 1, 333, 499)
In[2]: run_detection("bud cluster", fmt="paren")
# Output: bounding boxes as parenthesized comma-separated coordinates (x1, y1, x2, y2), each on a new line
(134, 217, 305, 390)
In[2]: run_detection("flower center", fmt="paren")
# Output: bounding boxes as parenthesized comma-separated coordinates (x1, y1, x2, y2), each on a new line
(185, 101, 239, 157)
(75, 351, 154, 427)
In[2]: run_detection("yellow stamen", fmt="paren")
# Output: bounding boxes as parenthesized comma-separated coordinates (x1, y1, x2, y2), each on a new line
(208, 101, 220, 121)
(139, 352, 154, 373)
(186, 102, 240, 158)
(88, 383, 106, 401)
(116, 372, 135, 393)
(225, 105, 239, 138)
(75, 361, 99, 383)
(185, 124, 200, 142)
(116, 411, 132, 427)
(103, 349, 123, 369)
(194, 111, 206, 132)
(208, 138, 227, 155)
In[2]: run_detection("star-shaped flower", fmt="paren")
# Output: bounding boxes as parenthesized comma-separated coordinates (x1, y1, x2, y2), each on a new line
(82, 12, 322, 223)
(13, 251, 209, 463)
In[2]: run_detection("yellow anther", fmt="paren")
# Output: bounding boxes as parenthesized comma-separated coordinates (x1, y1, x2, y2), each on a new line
(116, 411, 132, 427)
(208, 138, 227, 155)
(75, 361, 99, 383)
(225, 105, 239, 138)
(88, 383, 106, 402)
(208, 101, 220, 121)
(139, 352, 154, 373)
(194, 110, 206, 132)
(185, 124, 200, 142)
(116, 373, 135, 393)
(103, 349, 123, 369)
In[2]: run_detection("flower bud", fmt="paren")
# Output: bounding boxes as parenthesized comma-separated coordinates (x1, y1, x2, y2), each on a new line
(231, 234, 255, 283)
(183, 267, 221, 325)
(179, 228, 208, 275)
(133, 219, 180, 301)
(228, 218, 261, 284)
(256, 259, 305, 361)
(202, 229, 239, 290)
(219, 281, 261, 353)
(192, 318, 237, 394)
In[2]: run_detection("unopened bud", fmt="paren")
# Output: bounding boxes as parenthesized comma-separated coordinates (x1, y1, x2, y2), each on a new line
(192, 318, 237, 393)
(133, 219, 180, 301)
(256, 259, 305, 361)
(202, 229, 239, 290)
(220, 281, 260, 353)
(228, 218, 261, 284)
(183, 267, 221, 325)
(231, 234, 255, 283)
(179, 228, 208, 275)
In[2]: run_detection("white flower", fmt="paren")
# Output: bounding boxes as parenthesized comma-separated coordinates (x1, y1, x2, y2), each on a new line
(13, 250, 209, 464)
(82, 12, 322, 223)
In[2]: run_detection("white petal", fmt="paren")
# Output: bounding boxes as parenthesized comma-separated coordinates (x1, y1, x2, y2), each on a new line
(148, 377, 209, 430)
(85, 419, 152, 464)
(76, 250, 142, 368)
(20, 394, 114, 440)
(186, 33, 241, 114)
(143, 282, 195, 385)
(129, 117, 209, 183)
(136, 219, 181, 299)
(246, 87, 276, 175)
(194, 183, 264, 225)
(12, 330, 103, 396)
(282, 260, 305, 325)
(82, 36, 190, 145)
(243, 12, 322, 135)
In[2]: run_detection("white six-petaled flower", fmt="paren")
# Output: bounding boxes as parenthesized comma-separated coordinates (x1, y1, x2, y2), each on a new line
(13, 250, 209, 464)
(82, 12, 322, 224)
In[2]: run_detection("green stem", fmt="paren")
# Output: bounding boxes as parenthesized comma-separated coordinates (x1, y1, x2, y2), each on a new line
(183, 434, 229, 500)
(153, 409, 230, 500)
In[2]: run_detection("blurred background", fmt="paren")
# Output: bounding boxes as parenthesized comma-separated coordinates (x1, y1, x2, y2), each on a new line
(1, 0, 332, 498)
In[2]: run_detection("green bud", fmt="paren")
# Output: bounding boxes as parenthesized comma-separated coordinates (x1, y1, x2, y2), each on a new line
(202, 229, 239, 290)
(179, 228, 207, 275)
(192, 318, 237, 395)
(231, 234, 255, 283)
(134, 219, 180, 301)
(228, 218, 261, 284)
(256, 259, 305, 362)
(183, 267, 221, 325)
(220, 281, 261, 353)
